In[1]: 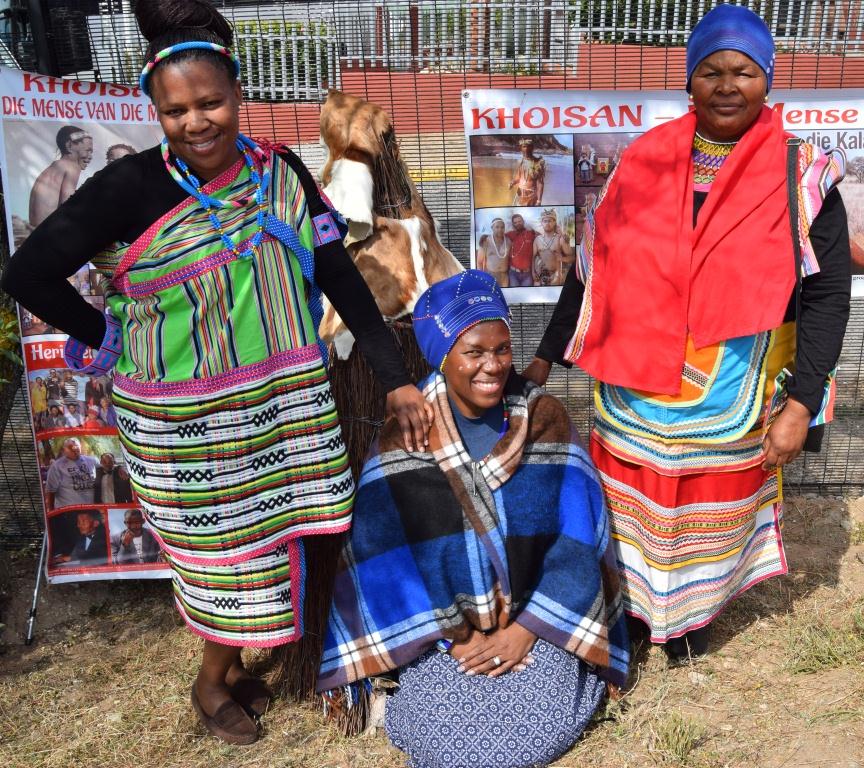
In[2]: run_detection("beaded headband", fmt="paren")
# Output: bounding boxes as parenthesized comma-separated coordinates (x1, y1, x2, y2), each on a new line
(139, 41, 241, 96)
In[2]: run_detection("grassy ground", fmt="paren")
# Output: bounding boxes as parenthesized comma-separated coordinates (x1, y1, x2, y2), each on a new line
(1, 494, 863, 768)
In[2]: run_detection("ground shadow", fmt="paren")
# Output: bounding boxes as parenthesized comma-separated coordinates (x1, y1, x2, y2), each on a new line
(708, 493, 852, 654)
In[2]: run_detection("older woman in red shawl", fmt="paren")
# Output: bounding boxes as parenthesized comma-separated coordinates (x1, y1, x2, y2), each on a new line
(524, 3, 851, 661)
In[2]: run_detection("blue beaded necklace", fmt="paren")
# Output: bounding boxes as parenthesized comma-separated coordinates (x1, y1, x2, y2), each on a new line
(161, 133, 271, 259)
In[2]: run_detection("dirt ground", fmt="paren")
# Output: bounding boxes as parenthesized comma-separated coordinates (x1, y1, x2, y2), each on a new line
(1, 494, 862, 768)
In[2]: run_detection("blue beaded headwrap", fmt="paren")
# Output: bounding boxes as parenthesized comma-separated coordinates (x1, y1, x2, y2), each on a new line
(139, 41, 241, 97)
(686, 4, 775, 91)
(413, 270, 511, 372)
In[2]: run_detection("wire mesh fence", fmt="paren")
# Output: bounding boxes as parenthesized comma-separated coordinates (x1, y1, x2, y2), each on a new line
(0, 374, 43, 550)
(1, 0, 863, 548)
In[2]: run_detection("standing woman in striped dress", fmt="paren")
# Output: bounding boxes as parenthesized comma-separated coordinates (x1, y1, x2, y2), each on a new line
(523, 4, 851, 661)
(2, 0, 431, 745)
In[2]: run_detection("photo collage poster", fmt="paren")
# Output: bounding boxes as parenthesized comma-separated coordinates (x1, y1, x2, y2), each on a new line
(0, 66, 170, 583)
(462, 88, 864, 303)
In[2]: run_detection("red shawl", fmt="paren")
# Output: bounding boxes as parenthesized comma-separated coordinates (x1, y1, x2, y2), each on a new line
(569, 106, 795, 395)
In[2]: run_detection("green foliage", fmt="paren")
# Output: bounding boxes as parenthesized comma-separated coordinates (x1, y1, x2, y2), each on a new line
(785, 599, 864, 674)
(650, 711, 707, 766)
(234, 19, 335, 101)
(0, 307, 22, 385)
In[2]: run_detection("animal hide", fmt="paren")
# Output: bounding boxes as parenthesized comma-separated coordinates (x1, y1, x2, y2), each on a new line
(317, 90, 462, 358)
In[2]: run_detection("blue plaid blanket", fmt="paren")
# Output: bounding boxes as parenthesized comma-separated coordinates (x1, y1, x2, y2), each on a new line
(318, 372, 629, 691)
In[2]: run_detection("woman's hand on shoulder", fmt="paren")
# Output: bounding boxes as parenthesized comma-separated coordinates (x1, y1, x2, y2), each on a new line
(522, 356, 552, 386)
(386, 384, 434, 453)
(762, 398, 811, 469)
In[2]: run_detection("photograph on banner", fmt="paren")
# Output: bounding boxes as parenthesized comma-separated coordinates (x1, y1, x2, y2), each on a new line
(36, 433, 129, 509)
(469, 134, 574, 208)
(572, 133, 639, 186)
(23, 337, 117, 434)
(474, 205, 575, 290)
(27, 369, 115, 433)
(106, 507, 164, 567)
(2, 119, 159, 248)
(47, 506, 111, 572)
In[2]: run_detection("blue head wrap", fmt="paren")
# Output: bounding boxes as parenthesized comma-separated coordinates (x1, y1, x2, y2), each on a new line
(413, 270, 511, 372)
(686, 4, 775, 91)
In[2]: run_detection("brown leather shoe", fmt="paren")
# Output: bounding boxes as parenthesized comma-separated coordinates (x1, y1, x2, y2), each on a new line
(229, 677, 274, 718)
(190, 684, 259, 745)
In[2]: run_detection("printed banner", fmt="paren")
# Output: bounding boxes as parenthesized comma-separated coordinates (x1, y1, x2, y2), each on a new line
(0, 66, 170, 583)
(462, 88, 864, 302)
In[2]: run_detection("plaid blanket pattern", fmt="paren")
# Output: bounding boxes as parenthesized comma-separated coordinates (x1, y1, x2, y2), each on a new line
(317, 372, 629, 691)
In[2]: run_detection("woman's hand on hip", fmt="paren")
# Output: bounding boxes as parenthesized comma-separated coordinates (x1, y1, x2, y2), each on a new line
(457, 622, 537, 678)
(386, 384, 434, 453)
(762, 398, 811, 469)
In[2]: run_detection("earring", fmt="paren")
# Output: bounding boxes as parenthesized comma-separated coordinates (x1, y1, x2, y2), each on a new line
(688, 93, 693, 101)
(764, 95, 769, 103)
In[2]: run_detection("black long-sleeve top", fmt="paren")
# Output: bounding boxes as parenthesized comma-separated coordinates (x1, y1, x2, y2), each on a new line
(536, 187, 852, 415)
(1, 145, 411, 393)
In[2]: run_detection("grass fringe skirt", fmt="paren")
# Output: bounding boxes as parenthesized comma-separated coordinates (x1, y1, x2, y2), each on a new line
(264, 319, 431, 702)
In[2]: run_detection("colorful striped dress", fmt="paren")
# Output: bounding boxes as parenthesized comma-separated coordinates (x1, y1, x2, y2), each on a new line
(542, 133, 847, 643)
(92, 150, 354, 646)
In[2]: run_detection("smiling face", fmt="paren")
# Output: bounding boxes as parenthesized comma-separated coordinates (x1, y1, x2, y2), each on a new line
(149, 58, 243, 182)
(511, 214, 525, 231)
(125, 510, 144, 536)
(443, 320, 512, 419)
(690, 50, 767, 142)
(66, 136, 93, 169)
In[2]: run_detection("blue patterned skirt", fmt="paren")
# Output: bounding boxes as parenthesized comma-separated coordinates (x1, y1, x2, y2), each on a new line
(384, 639, 605, 768)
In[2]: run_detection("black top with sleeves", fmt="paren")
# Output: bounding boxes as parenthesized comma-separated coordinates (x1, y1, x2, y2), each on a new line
(535, 187, 852, 415)
(1, 145, 411, 393)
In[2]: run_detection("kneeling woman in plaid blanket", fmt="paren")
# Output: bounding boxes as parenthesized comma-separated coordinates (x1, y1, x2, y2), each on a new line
(318, 270, 629, 768)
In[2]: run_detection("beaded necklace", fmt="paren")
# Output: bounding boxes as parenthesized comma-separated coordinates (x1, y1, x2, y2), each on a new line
(488, 233, 506, 260)
(498, 402, 510, 438)
(537, 233, 558, 251)
(161, 133, 271, 259)
(692, 132, 737, 192)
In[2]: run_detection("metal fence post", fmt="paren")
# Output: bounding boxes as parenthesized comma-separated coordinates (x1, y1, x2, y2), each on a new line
(26, 0, 58, 76)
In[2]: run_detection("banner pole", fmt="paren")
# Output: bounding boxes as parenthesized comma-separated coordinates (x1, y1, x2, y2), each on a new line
(24, 531, 47, 646)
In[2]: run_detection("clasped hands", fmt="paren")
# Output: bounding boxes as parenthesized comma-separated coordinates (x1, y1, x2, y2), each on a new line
(449, 622, 537, 679)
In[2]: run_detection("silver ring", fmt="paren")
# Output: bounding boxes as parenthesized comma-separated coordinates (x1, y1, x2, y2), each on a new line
(493, 655, 502, 667)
